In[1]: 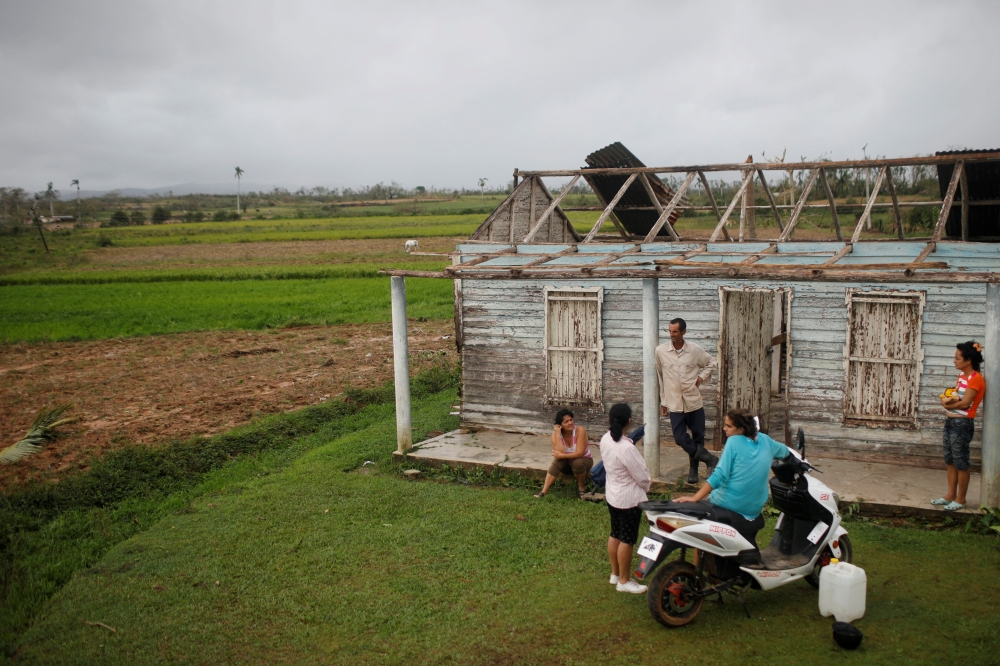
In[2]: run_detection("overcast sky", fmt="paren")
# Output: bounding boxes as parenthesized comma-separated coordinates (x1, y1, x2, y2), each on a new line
(2, 1, 999, 194)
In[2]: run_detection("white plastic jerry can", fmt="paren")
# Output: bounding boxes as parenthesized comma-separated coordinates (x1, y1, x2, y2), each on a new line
(818, 560, 867, 623)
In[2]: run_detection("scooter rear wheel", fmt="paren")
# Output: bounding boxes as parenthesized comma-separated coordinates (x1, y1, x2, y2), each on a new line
(806, 534, 854, 588)
(647, 561, 704, 627)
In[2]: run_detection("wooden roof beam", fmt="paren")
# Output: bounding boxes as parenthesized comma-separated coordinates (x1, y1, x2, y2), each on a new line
(642, 171, 696, 243)
(850, 166, 888, 243)
(819, 167, 843, 242)
(740, 243, 779, 264)
(756, 170, 784, 233)
(777, 169, 821, 242)
(521, 174, 580, 243)
(698, 171, 731, 242)
(708, 169, 754, 242)
(581, 173, 637, 243)
(932, 160, 964, 242)
(884, 167, 904, 240)
(638, 173, 681, 241)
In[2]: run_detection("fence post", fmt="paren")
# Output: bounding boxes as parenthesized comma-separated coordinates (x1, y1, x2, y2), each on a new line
(982, 282, 1000, 507)
(643, 278, 660, 476)
(391, 276, 412, 453)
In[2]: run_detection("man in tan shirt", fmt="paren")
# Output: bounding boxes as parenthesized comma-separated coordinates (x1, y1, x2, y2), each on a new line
(654, 317, 718, 485)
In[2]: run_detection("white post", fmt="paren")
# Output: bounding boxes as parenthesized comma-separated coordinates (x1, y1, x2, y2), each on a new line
(981, 282, 1000, 508)
(643, 278, 660, 477)
(391, 276, 412, 453)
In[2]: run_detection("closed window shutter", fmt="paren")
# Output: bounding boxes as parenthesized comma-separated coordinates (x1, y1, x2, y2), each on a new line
(544, 287, 603, 405)
(844, 290, 924, 426)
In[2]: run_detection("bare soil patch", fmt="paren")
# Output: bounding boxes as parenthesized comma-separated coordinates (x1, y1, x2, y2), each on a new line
(0, 320, 457, 488)
(79, 237, 461, 271)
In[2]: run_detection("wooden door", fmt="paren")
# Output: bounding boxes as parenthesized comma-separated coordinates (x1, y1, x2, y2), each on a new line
(718, 289, 775, 442)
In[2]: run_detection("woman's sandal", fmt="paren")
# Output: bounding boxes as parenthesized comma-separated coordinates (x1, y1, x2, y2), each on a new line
(944, 501, 965, 511)
(533, 491, 547, 499)
(930, 497, 951, 506)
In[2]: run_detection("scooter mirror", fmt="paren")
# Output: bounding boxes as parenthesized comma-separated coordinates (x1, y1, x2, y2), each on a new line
(797, 427, 806, 455)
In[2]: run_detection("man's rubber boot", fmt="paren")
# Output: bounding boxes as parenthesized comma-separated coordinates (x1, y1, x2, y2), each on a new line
(686, 457, 699, 485)
(695, 446, 718, 477)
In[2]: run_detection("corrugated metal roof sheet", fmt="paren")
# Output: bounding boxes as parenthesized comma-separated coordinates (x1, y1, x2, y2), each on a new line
(583, 142, 684, 238)
(936, 149, 1000, 239)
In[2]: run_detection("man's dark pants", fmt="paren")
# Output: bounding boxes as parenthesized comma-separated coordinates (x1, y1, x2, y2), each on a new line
(669, 408, 706, 457)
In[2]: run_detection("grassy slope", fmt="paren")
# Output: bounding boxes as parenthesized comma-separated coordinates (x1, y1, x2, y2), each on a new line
(13, 398, 1000, 665)
(0, 277, 454, 343)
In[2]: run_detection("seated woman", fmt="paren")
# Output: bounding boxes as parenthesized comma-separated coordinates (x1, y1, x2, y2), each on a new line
(534, 409, 592, 499)
(674, 409, 789, 546)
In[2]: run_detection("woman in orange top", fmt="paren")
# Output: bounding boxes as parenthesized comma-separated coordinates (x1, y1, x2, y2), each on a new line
(933, 340, 985, 511)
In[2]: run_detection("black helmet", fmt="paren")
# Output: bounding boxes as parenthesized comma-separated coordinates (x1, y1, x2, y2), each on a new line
(832, 622, 863, 650)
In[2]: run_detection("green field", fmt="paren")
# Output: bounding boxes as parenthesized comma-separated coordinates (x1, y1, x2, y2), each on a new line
(0, 277, 454, 343)
(6, 386, 1000, 665)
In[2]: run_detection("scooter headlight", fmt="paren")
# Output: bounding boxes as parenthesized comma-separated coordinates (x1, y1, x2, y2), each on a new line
(655, 516, 698, 533)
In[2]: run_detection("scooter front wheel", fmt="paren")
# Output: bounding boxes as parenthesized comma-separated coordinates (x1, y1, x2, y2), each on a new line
(647, 561, 704, 627)
(806, 534, 854, 588)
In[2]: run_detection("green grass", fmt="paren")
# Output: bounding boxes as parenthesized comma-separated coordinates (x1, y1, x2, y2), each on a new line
(0, 277, 454, 343)
(0, 366, 461, 660)
(8, 392, 1000, 664)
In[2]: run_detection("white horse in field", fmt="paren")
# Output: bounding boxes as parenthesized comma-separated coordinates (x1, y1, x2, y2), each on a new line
(404, 239, 419, 254)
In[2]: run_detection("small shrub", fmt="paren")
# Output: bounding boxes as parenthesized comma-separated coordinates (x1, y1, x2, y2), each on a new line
(185, 211, 205, 222)
(151, 206, 170, 224)
(96, 235, 114, 247)
(103, 211, 130, 227)
(130, 210, 146, 225)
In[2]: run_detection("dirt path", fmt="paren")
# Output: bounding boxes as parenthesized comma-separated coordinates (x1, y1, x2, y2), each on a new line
(0, 321, 457, 488)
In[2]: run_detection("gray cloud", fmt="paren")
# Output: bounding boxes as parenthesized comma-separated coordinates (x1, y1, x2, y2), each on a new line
(2, 0, 998, 193)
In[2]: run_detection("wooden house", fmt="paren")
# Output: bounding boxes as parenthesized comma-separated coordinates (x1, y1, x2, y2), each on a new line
(383, 147, 1000, 506)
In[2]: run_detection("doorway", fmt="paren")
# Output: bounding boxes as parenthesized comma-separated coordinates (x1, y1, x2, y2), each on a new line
(716, 287, 790, 446)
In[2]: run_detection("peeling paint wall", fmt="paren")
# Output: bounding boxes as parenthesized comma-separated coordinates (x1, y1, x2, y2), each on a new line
(459, 277, 986, 468)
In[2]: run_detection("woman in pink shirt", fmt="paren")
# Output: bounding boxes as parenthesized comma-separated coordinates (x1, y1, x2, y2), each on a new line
(601, 403, 652, 594)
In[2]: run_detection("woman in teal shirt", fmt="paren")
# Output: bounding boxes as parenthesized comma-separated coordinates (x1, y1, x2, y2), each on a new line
(675, 409, 789, 545)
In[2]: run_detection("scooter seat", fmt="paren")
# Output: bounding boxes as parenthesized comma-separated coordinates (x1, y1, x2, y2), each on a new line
(638, 501, 730, 524)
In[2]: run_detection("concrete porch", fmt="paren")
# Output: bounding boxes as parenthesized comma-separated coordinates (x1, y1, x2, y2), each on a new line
(397, 429, 982, 518)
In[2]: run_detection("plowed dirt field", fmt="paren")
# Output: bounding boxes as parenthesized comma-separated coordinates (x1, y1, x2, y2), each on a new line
(0, 320, 457, 488)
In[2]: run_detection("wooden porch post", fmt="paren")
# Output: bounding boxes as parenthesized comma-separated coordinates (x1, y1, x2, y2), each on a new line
(643, 278, 660, 477)
(391, 276, 412, 453)
(982, 282, 1000, 507)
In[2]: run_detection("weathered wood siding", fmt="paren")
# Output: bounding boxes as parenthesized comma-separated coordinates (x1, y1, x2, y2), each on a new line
(468, 178, 578, 244)
(460, 276, 985, 468)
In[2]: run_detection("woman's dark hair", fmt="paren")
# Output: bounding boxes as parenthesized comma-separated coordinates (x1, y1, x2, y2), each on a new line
(726, 408, 758, 440)
(554, 408, 574, 426)
(608, 403, 632, 442)
(957, 340, 984, 373)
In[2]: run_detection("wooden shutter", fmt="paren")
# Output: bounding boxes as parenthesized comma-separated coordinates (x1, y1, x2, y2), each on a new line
(544, 287, 603, 405)
(719, 288, 776, 433)
(843, 289, 924, 427)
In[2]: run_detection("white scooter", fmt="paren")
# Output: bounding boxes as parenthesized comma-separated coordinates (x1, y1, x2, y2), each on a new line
(633, 429, 852, 627)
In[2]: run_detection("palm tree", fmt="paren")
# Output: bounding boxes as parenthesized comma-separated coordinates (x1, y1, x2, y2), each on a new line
(478, 177, 488, 201)
(70, 179, 80, 221)
(234, 167, 244, 215)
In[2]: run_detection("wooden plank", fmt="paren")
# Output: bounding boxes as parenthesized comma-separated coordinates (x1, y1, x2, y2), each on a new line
(740, 244, 778, 264)
(581, 173, 638, 243)
(528, 176, 537, 241)
(932, 160, 963, 242)
(960, 165, 970, 242)
(777, 169, 821, 242)
(638, 173, 681, 241)
(822, 244, 853, 266)
(708, 169, 754, 242)
(884, 167, 904, 240)
(512, 151, 1000, 177)
(818, 167, 842, 242)
(697, 170, 732, 241)
(522, 175, 580, 243)
(642, 171, 697, 242)
(849, 166, 888, 243)
(756, 169, 784, 232)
